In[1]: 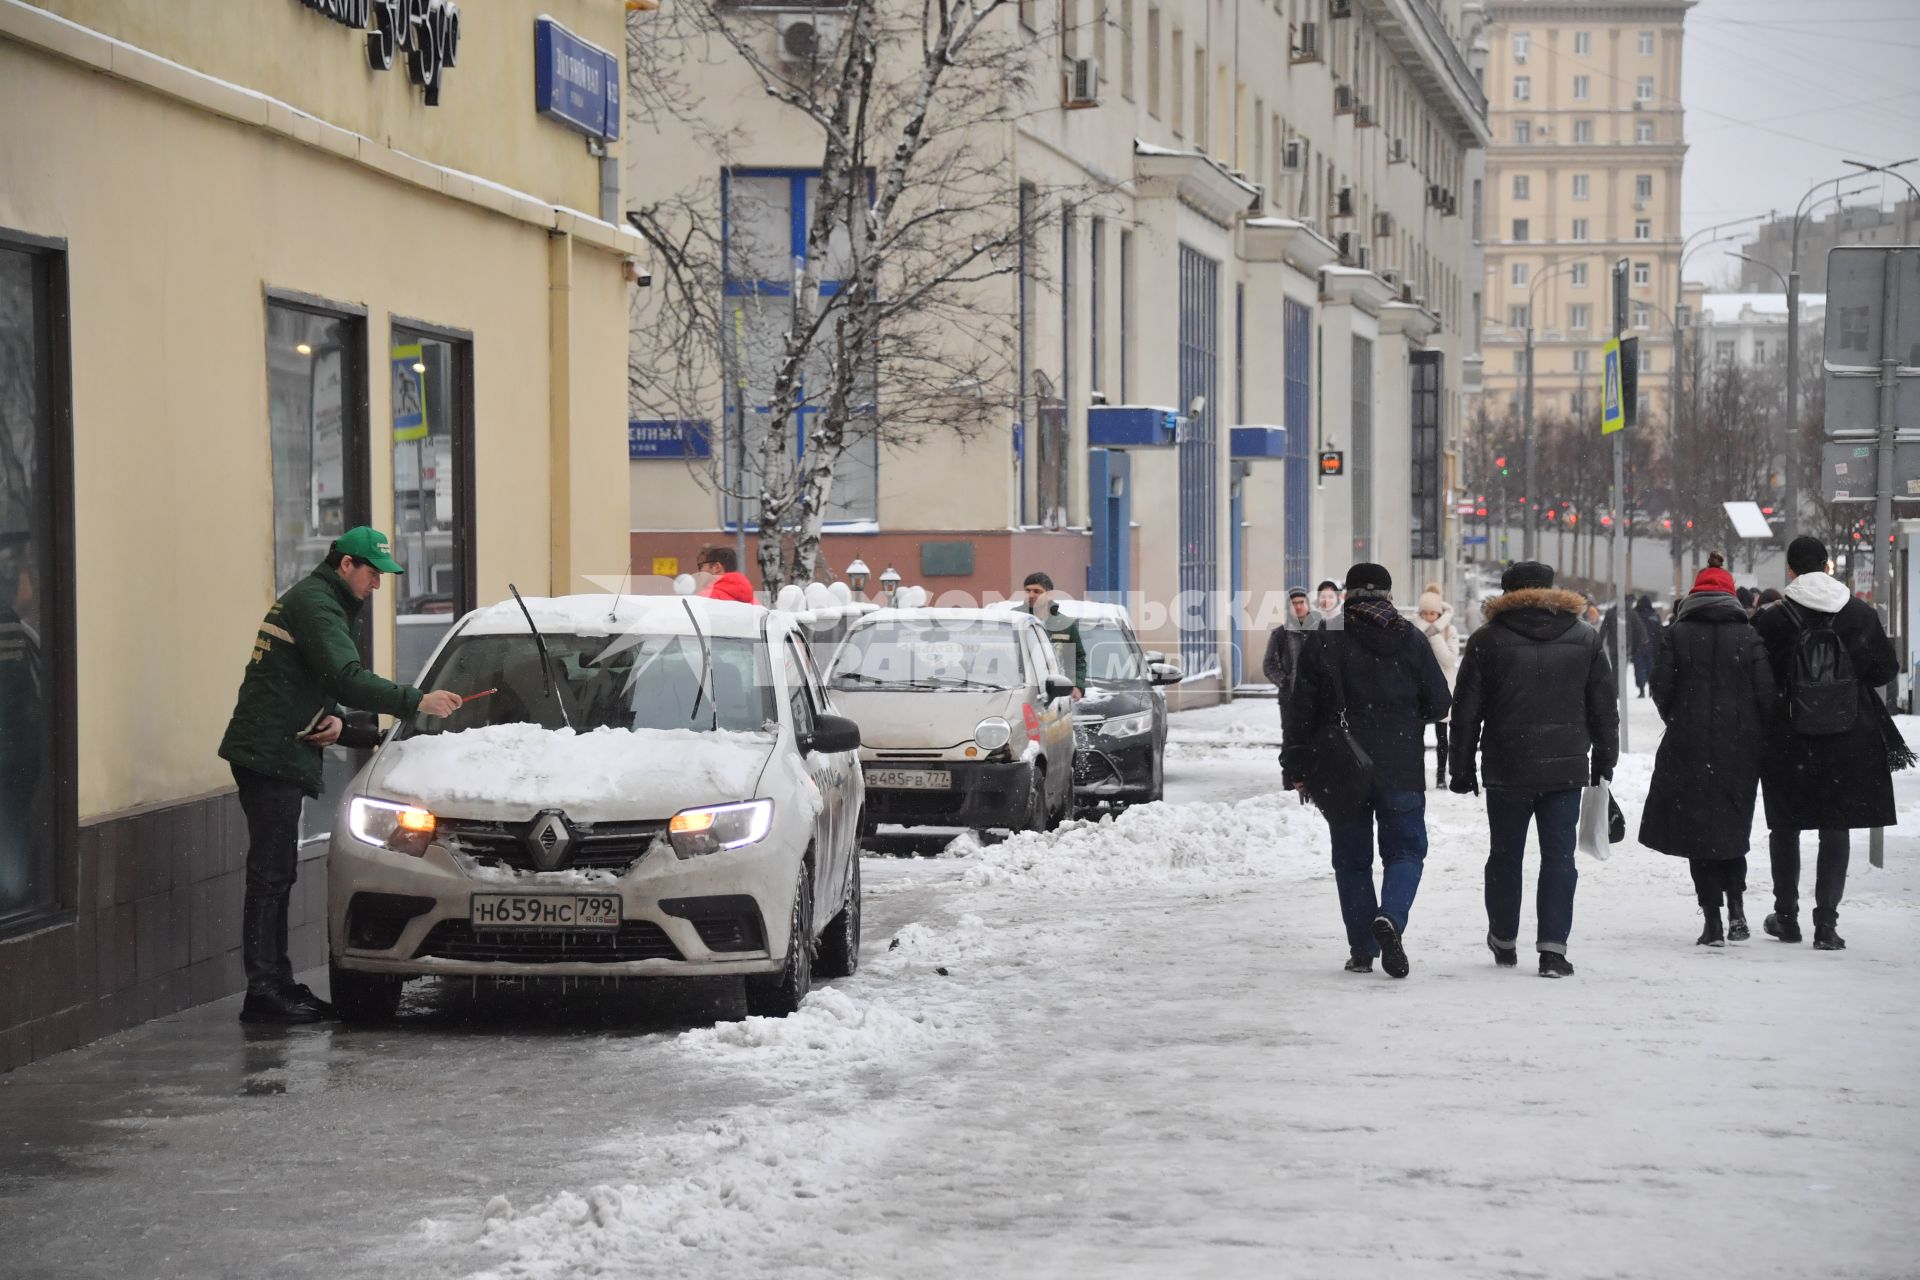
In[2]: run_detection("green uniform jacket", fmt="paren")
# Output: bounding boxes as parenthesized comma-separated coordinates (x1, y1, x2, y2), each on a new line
(218, 566, 423, 796)
(1024, 602, 1089, 688)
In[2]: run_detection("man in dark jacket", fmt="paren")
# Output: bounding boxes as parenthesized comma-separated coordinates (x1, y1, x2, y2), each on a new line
(1449, 560, 1619, 978)
(219, 527, 463, 1024)
(1751, 536, 1901, 951)
(1261, 587, 1319, 724)
(1021, 572, 1088, 696)
(1283, 564, 1451, 979)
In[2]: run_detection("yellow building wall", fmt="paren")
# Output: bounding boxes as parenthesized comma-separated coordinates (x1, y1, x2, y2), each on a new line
(0, 29, 632, 820)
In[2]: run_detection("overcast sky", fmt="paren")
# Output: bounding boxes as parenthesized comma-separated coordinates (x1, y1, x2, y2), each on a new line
(1681, 0, 1920, 286)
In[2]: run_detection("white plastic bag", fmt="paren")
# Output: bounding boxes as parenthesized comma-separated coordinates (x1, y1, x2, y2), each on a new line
(1576, 782, 1612, 861)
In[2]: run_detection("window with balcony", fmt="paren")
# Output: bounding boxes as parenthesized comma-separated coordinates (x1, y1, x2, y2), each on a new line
(1571, 217, 1589, 242)
(1573, 119, 1593, 144)
(1512, 218, 1530, 242)
(1513, 174, 1530, 200)
(1572, 173, 1590, 200)
(1572, 75, 1590, 101)
(1514, 76, 1531, 102)
(1633, 261, 1651, 286)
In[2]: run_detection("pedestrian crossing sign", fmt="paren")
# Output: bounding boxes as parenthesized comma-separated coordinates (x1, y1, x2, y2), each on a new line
(1601, 338, 1624, 436)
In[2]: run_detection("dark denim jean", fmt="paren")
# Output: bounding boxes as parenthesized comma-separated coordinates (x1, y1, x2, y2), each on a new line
(1485, 787, 1581, 956)
(1327, 785, 1428, 956)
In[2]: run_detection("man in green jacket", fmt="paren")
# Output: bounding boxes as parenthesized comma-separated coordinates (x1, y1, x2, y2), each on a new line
(1020, 571, 1087, 698)
(219, 527, 462, 1024)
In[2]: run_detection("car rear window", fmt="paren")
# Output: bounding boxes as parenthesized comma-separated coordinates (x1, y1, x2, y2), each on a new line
(399, 632, 775, 737)
(829, 620, 1025, 691)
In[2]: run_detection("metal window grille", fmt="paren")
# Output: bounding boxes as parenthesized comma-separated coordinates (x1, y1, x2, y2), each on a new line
(1177, 244, 1220, 676)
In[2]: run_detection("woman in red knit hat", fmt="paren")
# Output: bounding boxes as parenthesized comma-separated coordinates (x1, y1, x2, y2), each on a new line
(1639, 553, 1780, 945)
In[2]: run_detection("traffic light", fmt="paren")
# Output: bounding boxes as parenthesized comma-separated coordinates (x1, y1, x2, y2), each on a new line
(1546, 509, 1557, 522)
(1496, 455, 1509, 475)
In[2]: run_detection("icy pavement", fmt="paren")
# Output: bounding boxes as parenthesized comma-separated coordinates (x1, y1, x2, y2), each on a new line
(3, 696, 1918, 1279)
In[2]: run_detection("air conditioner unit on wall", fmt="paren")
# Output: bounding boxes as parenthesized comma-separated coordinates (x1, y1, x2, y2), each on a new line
(1064, 57, 1101, 107)
(777, 12, 841, 64)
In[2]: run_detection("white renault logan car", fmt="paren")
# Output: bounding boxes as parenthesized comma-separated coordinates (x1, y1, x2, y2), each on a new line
(325, 594, 864, 1022)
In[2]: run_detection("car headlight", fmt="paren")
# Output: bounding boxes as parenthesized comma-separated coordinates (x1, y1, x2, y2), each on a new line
(349, 797, 437, 857)
(1094, 710, 1155, 739)
(974, 717, 1012, 751)
(668, 799, 774, 858)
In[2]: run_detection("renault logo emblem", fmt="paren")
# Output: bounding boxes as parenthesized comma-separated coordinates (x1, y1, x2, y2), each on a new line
(526, 811, 572, 871)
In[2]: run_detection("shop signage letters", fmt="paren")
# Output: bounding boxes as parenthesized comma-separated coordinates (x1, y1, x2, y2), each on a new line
(294, 0, 462, 106)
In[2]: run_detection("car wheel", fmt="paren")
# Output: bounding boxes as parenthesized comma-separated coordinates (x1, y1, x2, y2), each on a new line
(815, 853, 861, 979)
(745, 864, 814, 1018)
(328, 960, 402, 1024)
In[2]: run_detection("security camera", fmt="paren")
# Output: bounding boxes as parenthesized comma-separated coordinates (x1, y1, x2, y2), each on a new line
(622, 258, 652, 287)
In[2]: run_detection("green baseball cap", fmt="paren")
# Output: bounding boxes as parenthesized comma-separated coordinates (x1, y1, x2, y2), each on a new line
(332, 526, 405, 574)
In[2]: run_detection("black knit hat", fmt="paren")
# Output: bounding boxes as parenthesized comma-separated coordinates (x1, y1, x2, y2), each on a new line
(1787, 535, 1829, 576)
(1500, 560, 1555, 591)
(1345, 562, 1392, 593)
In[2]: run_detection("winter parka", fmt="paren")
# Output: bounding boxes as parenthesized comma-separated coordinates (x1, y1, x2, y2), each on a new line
(1262, 614, 1321, 706)
(1022, 601, 1090, 688)
(218, 566, 424, 796)
(1420, 603, 1461, 722)
(1282, 603, 1452, 793)
(1639, 592, 1778, 860)
(1448, 587, 1620, 793)
(1751, 574, 1900, 831)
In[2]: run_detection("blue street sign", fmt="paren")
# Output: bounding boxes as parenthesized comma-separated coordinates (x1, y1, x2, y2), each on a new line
(1463, 535, 1489, 545)
(535, 17, 621, 141)
(629, 420, 712, 460)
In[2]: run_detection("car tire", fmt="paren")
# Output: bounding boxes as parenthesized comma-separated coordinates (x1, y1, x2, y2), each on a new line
(815, 853, 861, 979)
(745, 865, 814, 1018)
(328, 960, 402, 1024)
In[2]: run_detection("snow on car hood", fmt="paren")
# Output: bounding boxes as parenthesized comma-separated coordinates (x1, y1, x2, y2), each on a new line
(367, 723, 786, 823)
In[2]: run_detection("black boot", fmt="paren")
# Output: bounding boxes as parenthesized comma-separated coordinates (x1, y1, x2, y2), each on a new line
(1813, 924, 1847, 951)
(1538, 952, 1575, 978)
(1696, 906, 1726, 948)
(1764, 913, 1803, 943)
(1343, 952, 1374, 973)
(240, 986, 333, 1024)
(1371, 916, 1411, 979)
(1726, 894, 1750, 942)
(1488, 937, 1518, 968)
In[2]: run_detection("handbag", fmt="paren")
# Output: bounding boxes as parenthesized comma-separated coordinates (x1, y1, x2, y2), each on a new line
(1302, 636, 1376, 825)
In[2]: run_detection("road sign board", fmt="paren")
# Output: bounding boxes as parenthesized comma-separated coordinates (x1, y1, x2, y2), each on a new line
(1601, 338, 1624, 435)
(1463, 535, 1489, 545)
(1822, 439, 1920, 503)
(1824, 245, 1920, 440)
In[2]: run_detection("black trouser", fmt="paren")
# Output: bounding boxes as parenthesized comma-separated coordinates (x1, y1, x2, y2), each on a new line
(1433, 722, 1449, 779)
(1688, 857, 1747, 913)
(1769, 829, 1849, 927)
(232, 764, 305, 994)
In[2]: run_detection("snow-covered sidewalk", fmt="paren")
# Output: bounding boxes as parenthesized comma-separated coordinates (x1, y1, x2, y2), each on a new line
(447, 698, 1920, 1280)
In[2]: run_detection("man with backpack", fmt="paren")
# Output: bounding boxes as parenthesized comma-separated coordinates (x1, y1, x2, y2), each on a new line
(1751, 536, 1904, 951)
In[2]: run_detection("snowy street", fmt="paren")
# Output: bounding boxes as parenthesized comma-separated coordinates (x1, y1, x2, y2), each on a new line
(4, 696, 1918, 1279)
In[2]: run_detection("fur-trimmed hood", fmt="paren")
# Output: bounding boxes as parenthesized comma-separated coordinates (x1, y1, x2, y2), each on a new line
(1482, 587, 1590, 621)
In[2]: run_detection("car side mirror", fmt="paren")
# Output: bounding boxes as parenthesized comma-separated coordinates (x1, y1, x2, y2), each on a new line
(1044, 674, 1076, 700)
(801, 712, 862, 755)
(1149, 662, 1184, 686)
(1142, 650, 1167, 665)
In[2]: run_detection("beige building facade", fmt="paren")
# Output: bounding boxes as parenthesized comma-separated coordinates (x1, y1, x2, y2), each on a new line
(1478, 0, 1691, 429)
(0, 0, 641, 1069)
(626, 0, 1488, 692)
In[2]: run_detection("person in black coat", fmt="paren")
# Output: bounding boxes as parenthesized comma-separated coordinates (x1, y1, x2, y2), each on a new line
(1639, 554, 1778, 946)
(1631, 594, 1660, 696)
(1261, 587, 1319, 725)
(1750, 536, 1904, 951)
(1449, 560, 1619, 978)
(1283, 563, 1451, 979)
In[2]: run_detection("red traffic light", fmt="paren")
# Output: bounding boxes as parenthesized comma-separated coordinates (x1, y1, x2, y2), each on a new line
(1663, 518, 1672, 530)
(1476, 507, 1488, 517)
(1546, 509, 1557, 521)
(1495, 456, 1507, 468)
(1600, 515, 1613, 527)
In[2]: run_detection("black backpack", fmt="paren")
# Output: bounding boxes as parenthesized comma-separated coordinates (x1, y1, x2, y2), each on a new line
(1783, 602, 1858, 737)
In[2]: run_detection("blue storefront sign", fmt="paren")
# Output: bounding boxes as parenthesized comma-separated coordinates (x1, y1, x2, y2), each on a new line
(629, 420, 712, 460)
(535, 17, 620, 141)
(1463, 534, 1489, 545)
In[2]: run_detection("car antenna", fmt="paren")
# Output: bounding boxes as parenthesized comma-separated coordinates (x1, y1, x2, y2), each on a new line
(607, 569, 629, 622)
(680, 598, 719, 731)
(509, 583, 573, 730)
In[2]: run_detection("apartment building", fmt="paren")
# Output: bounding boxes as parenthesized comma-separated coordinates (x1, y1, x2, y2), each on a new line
(1734, 199, 1920, 294)
(625, 0, 1489, 693)
(1694, 293, 1827, 370)
(1478, 0, 1691, 429)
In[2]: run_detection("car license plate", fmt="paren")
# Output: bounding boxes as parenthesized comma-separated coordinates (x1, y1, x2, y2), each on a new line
(470, 893, 622, 930)
(867, 768, 952, 790)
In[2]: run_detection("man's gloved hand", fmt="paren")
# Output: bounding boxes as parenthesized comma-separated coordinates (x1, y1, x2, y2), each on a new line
(1591, 765, 1613, 787)
(1449, 773, 1479, 796)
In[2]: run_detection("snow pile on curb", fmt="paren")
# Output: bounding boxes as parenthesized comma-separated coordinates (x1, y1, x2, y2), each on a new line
(674, 984, 951, 1079)
(954, 793, 1324, 891)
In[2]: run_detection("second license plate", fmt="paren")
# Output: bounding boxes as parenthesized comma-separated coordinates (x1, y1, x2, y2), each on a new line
(470, 893, 622, 930)
(867, 768, 952, 790)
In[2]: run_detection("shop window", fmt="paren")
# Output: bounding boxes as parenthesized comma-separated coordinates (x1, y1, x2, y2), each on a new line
(266, 295, 370, 845)
(720, 170, 878, 526)
(0, 234, 73, 934)
(389, 323, 475, 682)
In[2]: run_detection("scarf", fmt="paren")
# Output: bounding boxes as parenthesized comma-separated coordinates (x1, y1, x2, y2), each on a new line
(1344, 595, 1410, 633)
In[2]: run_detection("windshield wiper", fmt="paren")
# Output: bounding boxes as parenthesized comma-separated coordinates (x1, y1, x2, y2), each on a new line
(922, 676, 1011, 692)
(509, 584, 572, 730)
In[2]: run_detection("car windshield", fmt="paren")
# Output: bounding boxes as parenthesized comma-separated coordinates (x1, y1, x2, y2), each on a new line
(398, 631, 776, 738)
(830, 619, 1025, 691)
(1078, 619, 1147, 686)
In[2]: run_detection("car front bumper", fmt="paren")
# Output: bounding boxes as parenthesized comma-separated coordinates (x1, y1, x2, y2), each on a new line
(860, 759, 1035, 828)
(1073, 726, 1158, 799)
(327, 830, 801, 980)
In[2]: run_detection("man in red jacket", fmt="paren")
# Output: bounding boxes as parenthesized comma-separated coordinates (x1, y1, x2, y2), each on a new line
(696, 546, 756, 603)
